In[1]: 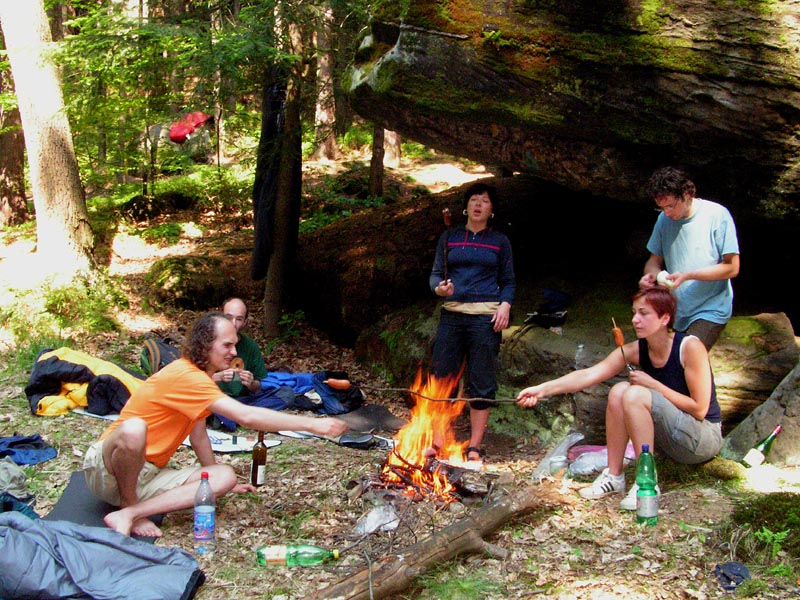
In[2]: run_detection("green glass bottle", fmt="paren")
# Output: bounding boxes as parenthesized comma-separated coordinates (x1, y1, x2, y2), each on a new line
(635, 444, 658, 526)
(742, 425, 782, 467)
(257, 544, 339, 567)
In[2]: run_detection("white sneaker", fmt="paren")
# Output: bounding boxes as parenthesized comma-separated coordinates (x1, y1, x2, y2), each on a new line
(579, 468, 625, 499)
(620, 483, 662, 510)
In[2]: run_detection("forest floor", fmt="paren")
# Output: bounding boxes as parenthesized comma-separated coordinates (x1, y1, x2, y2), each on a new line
(1, 154, 800, 599)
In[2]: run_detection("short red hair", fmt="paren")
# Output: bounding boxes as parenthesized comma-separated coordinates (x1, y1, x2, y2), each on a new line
(633, 287, 677, 329)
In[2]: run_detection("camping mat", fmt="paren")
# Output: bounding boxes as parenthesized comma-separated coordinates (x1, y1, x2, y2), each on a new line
(44, 471, 163, 543)
(336, 403, 407, 433)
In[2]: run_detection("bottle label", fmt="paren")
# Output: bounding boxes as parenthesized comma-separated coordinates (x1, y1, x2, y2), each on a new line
(255, 464, 266, 485)
(742, 448, 765, 467)
(636, 494, 658, 518)
(194, 506, 215, 541)
(257, 545, 288, 564)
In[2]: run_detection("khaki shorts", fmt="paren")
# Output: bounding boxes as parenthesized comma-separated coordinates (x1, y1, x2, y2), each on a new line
(83, 440, 198, 506)
(650, 392, 723, 464)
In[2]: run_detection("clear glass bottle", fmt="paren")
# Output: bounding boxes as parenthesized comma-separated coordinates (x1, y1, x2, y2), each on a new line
(635, 444, 658, 526)
(193, 471, 216, 555)
(256, 544, 339, 567)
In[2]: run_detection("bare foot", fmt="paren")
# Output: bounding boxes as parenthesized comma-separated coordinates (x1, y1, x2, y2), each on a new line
(104, 509, 133, 536)
(104, 510, 163, 538)
(131, 517, 163, 538)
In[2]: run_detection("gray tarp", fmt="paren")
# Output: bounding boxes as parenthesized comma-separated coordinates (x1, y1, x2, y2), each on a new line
(0, 512, 204, 600)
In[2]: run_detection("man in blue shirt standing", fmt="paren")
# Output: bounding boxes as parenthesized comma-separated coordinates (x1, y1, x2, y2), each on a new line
(639, 167, 740, 350)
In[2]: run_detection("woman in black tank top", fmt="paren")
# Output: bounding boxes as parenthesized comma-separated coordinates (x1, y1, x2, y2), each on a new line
(517, 287, 722, 508)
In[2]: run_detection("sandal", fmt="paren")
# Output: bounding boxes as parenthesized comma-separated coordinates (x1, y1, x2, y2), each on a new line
(464, 446, 486, 463)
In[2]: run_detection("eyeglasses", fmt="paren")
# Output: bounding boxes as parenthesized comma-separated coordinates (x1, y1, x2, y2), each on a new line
(654, 197, 680, 212)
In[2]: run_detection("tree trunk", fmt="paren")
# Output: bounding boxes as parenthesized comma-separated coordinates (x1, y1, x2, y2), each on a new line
(262, 73, 302, 337)
(384, 129, 401, 169)
(0, 0, 94, 273)
(369, 123, 384, 197)
(0, 33, 27, 227)
(310, 484, 545, 600)
(310, 3, 339, 161)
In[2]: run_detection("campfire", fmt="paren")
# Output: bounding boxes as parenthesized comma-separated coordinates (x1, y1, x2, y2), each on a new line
(379, 369, 489, 502)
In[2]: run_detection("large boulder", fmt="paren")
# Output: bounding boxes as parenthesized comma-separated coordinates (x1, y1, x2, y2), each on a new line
(347, 0, 800, 218)
(721, 357, 800, 467)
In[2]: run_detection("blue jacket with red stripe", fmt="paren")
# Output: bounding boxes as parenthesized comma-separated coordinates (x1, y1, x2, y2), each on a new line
(430, 225, 516, 305)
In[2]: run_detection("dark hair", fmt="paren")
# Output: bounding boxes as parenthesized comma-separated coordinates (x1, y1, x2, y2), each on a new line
(645, 167, 696, 200)
(183, 311, 227, 370)
(463, 182, 499, 212)
(632, 287, 676, 329)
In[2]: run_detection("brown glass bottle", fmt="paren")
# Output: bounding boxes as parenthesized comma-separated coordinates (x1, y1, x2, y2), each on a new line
(250, 431, 267, 486)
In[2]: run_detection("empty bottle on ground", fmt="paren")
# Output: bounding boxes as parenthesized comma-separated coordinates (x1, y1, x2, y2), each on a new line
(742, 425, 782, 468)
(635, 444, 658, 526)
(256, 544, 339, 567)
(193, 471, 216, 555)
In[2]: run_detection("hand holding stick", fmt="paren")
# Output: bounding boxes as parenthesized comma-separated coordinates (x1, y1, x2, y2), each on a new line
(611, 317, 634, 372)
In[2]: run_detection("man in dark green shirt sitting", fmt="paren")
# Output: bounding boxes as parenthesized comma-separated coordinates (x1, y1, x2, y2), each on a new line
(212, 297, 268, 397)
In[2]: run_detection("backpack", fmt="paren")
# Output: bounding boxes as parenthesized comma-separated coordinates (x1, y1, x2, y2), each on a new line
(139, 337, 181, 376)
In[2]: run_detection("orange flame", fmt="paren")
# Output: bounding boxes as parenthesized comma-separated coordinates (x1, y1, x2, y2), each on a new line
(382, 368, 470, 499)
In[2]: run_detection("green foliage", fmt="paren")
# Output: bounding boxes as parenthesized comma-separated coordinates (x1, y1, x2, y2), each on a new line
(401, 140, 437, 161)
(417, 567, 497, 599)
(0, 273, 127, 349)
(482, 29, 521, 51)
(2, 336, 72, 378)
(722, 492, 800, 573)
(754, 526, 790, 560)
(263, 310, 306, 353)
(339, 123, 373, 151)
(138, 223, 184, 246)
(44, 274, 127, 333)
(55, 1, 288, 190)
(300, 165, 387, 233)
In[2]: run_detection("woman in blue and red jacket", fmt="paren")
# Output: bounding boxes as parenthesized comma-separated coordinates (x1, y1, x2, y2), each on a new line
(428, 182, 516, 466)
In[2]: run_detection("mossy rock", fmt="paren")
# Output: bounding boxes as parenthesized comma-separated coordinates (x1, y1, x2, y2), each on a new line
(145, 255, 233, 309)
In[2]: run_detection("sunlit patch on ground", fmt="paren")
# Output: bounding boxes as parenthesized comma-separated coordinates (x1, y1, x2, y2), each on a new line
(741, 463, 800, 493)
(108, 231, 196, 277)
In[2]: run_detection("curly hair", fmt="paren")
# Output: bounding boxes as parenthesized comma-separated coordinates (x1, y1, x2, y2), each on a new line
(182, 311, 227, 371)
(645, 167, 696, 200)
(632, 287, 677, 330)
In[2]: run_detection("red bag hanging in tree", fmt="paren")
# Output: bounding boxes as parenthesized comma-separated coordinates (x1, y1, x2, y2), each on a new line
(168, 111, 212, 144)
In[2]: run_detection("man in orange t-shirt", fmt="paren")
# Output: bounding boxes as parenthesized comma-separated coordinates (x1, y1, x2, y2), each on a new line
(83, 312, 348, 538)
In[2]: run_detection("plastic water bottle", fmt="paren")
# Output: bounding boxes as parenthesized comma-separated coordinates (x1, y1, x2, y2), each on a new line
(635, 444, 658, 526)
(256, 544, 339, 567)
(193, 471, 216, 555)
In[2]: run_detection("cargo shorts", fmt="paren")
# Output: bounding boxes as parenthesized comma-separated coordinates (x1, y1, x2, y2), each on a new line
(650, 391, 723, 464)
(83, 439, 198, 506)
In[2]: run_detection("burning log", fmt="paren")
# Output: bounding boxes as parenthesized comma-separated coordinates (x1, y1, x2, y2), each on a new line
(310, 483, 546, 600)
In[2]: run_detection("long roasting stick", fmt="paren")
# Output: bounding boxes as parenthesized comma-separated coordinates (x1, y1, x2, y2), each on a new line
(442, 207, 452, 282)
(358, 384, 519, 403)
